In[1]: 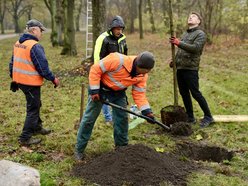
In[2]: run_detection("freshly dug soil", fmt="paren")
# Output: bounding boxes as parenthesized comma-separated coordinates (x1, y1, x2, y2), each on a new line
(72, 144, 199, 186)
(170, 122, 193, 136)
(160, 105, 187, 125)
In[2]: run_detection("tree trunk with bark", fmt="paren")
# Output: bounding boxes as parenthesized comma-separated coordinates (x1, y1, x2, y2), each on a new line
(55, 0, 63, 46)
(92, 0, 106, 47)
(61, 0, 77, 55)
(0, 0, 6, 34)
(44, 0, 58, 46)
(75, 0, 82, 31)
(147, 0, 155, 33)
(128, 0, 136, 34)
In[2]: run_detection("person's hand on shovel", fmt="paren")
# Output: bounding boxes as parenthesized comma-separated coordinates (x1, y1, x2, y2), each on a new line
(142, 109, 155, 124)
(145, 112, 156, 124)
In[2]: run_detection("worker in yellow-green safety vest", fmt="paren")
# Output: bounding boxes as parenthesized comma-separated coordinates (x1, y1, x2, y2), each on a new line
(93, 15, 128, 124)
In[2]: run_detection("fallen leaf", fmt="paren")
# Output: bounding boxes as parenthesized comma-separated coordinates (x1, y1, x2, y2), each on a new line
(196, 134, 203, 141)
(155, 147, 165, 153)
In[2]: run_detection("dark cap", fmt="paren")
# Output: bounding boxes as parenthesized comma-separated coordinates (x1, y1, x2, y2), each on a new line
(136, 51, 155, 69)
(26, 19, 46, 31)
(191, 12, 202, 25)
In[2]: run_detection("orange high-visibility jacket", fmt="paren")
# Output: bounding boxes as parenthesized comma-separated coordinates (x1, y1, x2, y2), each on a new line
(13, 40, 43, 86)
(89, 52, 151, 111)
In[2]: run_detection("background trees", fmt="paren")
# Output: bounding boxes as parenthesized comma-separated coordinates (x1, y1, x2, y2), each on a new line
(1, 0, 248, 55)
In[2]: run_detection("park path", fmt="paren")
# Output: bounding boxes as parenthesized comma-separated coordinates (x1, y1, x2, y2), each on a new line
(0, 33, 19, 40)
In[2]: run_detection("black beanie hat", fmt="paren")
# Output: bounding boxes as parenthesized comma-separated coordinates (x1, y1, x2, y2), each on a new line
(136, 51, 155, 69)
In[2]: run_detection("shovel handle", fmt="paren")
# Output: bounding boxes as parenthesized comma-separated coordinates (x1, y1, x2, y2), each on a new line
(102, 100, 170, 131)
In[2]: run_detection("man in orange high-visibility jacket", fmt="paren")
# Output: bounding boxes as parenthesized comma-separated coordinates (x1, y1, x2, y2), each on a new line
(75, 51, 155, 161)
(9, 19, 59, 146)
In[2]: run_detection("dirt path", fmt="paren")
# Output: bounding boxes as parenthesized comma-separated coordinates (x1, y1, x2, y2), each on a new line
(0, 33, 19, 40)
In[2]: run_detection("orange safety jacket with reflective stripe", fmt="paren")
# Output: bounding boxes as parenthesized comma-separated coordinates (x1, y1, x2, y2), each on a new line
(13, 40, 43, 86)
(89, 52, 151, 111)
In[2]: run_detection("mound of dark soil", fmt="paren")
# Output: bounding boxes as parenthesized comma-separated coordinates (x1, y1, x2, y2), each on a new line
(72, 144, 199, 186)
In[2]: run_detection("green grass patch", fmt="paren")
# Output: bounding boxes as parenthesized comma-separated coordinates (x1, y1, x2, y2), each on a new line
(0, 32, 247, 185)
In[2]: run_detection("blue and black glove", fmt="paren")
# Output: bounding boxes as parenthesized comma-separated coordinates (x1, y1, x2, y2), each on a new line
(142, 109, 155, 124)
(89, 89, 100, 102)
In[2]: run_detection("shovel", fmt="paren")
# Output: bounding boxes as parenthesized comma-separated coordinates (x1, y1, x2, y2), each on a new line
(102, 100, 171, 131)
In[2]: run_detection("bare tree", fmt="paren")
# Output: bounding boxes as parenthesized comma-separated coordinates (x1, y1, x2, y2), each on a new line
(197, 0, 223, 44)
(147, 0, 155, 33)
(7, 0, 31, 33)
(44, 0, 58, 46)
(0, 0, 6, 34)
(75, 0, 83, 31)
(161, 0, 169, 28)
(61, 0, 77, 55)
(139, 0, 143, 39)
(128, 0, 137, 33)
(55, 0, 63, 46)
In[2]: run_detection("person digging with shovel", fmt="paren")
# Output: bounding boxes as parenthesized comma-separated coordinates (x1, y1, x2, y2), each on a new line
(75, 51, 155, 161)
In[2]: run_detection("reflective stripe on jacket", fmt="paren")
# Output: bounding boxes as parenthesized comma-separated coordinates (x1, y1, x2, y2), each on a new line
(13, 40, 43, 86)
(89, 52, 150, 111)
(94, 31, 127, 63)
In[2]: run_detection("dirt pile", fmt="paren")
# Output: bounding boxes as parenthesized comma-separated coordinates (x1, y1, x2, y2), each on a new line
(72, 144, 198, 186)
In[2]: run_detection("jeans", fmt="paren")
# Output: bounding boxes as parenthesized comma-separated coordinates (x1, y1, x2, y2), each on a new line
(18, 84, 43, 141)
(102, 104, 112, 122)
(76, 93, 128, 153)
(177, 69, 212, 119)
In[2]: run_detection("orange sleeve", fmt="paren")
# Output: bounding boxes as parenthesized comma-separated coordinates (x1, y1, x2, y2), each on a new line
(89, 53, 121, 91)
(132, 74, 151, 111)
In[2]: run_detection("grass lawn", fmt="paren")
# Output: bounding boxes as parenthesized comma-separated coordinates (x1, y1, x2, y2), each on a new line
(0, 32, 247, 185)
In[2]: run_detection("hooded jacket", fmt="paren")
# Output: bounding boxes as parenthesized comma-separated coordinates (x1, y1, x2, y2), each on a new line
(94, 16, 128, 63)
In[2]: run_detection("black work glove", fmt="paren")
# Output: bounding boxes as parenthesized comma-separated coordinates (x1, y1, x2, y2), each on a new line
(142, 109, 155, 124)
(145, 112, 156, 124)
(10, 81, 19, 92)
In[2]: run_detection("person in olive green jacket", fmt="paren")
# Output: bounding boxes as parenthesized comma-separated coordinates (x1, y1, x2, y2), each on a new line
(169, 12, 214, 128)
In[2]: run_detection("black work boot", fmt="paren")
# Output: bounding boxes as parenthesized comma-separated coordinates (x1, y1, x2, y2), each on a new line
(34, 128, 51, 135)
(19, 138, 42, 146)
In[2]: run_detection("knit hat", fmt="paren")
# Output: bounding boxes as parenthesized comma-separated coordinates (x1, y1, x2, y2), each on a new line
(136, 51, 155, 69)
(26, 19, 46, 31)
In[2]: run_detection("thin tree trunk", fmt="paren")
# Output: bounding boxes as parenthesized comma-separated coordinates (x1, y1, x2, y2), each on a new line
(44, 0, 58, 46)
(56, 0, 63, 46)
(61, 0, 77, 55)
(139, 0, 143, 39)
(0, 0, 6, 34)
(168, 0, 178, 106)
(147, 0, 155, 33)
(162, 0, 168, 28)
(75, 0, 82, 31)
(128, 0, 136, 33)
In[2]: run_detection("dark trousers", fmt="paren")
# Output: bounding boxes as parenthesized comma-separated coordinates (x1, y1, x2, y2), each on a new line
(177, 69, 212, 119)
(18, 84, 43, 141)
